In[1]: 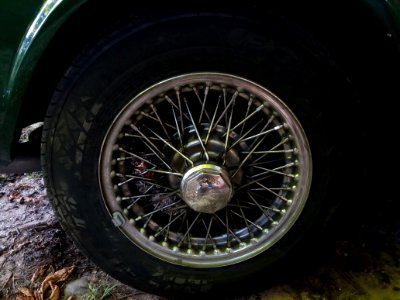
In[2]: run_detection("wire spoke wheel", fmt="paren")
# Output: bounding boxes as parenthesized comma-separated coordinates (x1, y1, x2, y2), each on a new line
(100, 73, 312, 268)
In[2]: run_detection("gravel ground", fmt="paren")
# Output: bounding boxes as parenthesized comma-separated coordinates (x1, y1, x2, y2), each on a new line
(1, 172, 400, 299)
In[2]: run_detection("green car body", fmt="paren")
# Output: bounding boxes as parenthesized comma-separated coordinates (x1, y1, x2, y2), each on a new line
(0, 0, 85, 166)
(0, 0, 400, 169)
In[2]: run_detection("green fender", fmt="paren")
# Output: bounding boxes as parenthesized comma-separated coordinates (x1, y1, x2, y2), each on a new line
(0, 0, 85, 165)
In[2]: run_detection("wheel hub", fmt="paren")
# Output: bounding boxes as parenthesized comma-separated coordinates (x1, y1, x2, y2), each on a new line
(181, 164, 232, 213)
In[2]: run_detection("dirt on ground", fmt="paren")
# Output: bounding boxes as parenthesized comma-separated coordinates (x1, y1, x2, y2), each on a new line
(1, 172, 400, 299)
(0, 173, 159, 300)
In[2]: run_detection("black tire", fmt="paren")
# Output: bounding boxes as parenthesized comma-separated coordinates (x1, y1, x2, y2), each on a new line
(42, 13, 349, 297)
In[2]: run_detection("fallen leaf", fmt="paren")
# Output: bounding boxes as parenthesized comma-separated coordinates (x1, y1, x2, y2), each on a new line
(31, 265, 47, 283)
(34, 289, 42, 300)
(18, 287, 33, 297)
(49, 282, 60, 300)
(8, 191, 22, 202)
(16, 296, 34, 300)
(48, 265, 55, 274)
(40, 265, 75, 296)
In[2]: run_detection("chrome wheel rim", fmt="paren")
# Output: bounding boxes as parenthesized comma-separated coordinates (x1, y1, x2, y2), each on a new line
(100, 73, 312, 268)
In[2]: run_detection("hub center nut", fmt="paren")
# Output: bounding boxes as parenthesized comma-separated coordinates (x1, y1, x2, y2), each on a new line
(181, 164, 233, 214)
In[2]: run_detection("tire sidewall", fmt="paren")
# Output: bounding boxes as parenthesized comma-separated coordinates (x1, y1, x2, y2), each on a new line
(44, 14, 338, 296)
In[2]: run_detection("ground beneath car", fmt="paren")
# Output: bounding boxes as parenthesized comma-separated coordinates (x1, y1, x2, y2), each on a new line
(1, 172, 400, 299)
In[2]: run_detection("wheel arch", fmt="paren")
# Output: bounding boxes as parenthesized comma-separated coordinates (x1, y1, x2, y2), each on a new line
(3, 0, 400, 170)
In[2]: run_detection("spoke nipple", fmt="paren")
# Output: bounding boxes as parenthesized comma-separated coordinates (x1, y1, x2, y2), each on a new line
(173, 246, 179, 252)
(187, 249, 193, 255)
(149, 235, 155, 242)
(280, 209, 287, 214)
(118, 133, 124, 139)
(287, 199, 293, 205)
(129, 218, 135, 225)
(239, 242, 247, 248)
(226, 247, 233, 253)
(140, 228, 147, 235)
(110, 171, 116, 178)
(112, 144, 119, 151)
(162, 241, 169, 247)
(112, 159, 116, 165)
(131, 124, 138, 131)
(113, 185, 118, 191)
(199, 250, 206, 256)
(250, 238, 258, 244)
(116, 196, 121, 203)
(272, 221, 279, 226)
(214, 249, 221, 255)
(263, 228, 269, 234)
(123, 209, 129, 216)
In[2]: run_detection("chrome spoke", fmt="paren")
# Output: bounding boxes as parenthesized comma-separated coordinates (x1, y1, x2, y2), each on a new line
(183, 98, 210, 161)
(243, 149, 295, 154)
(204, 94, 221, 145)
(150, 104, 171, 140)
(224, 103, 264, 137)
(123, 133, 160, 141)
(235, 174, 276, 192)
(240, 125, 284, 143)
(253, 137, 290, 164)
(117, 147, 156, 167)
(223, 95, 234, 157)
(121, 192, 172, 201)
(135, 201, 183, 221)
(255, 182, 290, 202)
(213, 90, 238, 130)
(247, 192, 274, 222)
(213, 213, 241, 244)
(228, 119, 263, 150)
(174, 89, 186, 134)
(248, 115, 275, 149)
(171, 105, 184, 149)
(231, 210, 263, 231)
(223, 87, 228, 125)
(165, 94, 190, 126)
(240, 97, 254, 137)
(250, 163, 296, 179)
(145, 125, 194, 167)
(141, 139, 174, 171)
(202, 218, 217, 250)
(139, 111, 176, 130)
(177, 212, 201, 247)
(130, 124, 173, 170)
(155, 211, 186, 238)
(136, 167, 183, 177)
(193, 86, 211, 122)
(232, 137, 265, 178)
(236, 199, 255, 236)
(143, 202, 161, 228)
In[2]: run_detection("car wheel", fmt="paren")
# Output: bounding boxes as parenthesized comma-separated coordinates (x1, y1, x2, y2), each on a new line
(42, 14, 347, 297)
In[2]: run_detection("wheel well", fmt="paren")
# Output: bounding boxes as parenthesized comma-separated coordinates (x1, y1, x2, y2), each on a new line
(13, 0, 400, 158)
